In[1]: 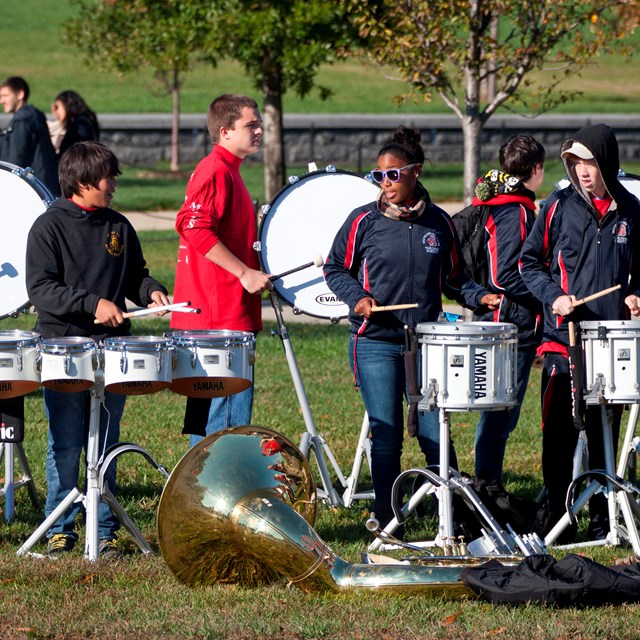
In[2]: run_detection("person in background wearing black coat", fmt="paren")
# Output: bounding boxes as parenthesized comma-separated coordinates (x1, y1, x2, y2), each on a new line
(49, 90, 100, 157)
(0, 76, 60, 195)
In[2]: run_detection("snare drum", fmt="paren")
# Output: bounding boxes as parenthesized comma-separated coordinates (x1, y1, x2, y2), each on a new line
(581, 320, 640, 404)
(416, 321, 518, 411)
(103, 336, 174, 395)
(0, 162, 54, 319)
(0, 330, 41, 399)
(167, 330, 255, 398)
(258, 168, 380, 320)
(39, 337, 98, 392)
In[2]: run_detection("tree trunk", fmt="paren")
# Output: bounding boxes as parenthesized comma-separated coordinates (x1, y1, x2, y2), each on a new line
(461, 116, 483, 204)
(171, 69, 180, 172)
(261, 69, 285, 203)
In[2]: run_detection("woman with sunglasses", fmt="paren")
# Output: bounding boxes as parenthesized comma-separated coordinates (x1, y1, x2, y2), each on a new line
(325, 126, 499, 533)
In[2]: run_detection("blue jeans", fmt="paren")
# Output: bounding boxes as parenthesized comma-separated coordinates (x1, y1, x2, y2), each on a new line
(473, 349, 536, 481)
(189, 385, 254, 447)
(44, 388, 126, 540)
(349, 334, 457, 521)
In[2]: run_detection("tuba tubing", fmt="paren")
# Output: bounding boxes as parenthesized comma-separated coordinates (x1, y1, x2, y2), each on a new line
(157, 425, 475, 596)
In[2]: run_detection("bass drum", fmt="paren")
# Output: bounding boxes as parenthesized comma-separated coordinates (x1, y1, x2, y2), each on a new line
(0, 162, 54, 319)
(258, 168, 380, 320)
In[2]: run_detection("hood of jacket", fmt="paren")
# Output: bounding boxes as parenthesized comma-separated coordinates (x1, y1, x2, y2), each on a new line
(561, 123, 628, 205)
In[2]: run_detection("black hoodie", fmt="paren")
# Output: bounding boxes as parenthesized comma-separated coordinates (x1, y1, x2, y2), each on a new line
(26, 198, 167, 340)
(520, 123, 640, 348)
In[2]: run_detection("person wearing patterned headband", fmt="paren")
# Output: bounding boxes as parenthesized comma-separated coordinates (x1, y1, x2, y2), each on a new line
(324, 125, 500, 533)
(464, 135, 545, 486)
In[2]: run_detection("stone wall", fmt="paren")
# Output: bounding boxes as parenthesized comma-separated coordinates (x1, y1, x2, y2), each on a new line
(3, 112, 640, 171)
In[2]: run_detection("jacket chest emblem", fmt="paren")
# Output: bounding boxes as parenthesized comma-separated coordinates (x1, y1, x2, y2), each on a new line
(422, 231, 440, 254)
(613, 220, 629, 245)
(105, 231, 124, 257)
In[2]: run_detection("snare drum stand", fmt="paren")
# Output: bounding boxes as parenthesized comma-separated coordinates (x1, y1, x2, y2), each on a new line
(17, 380, 169, 560)
(544, 381, 640, 554)
(268, 291, 344, 506)
(369, 393, 534, 556)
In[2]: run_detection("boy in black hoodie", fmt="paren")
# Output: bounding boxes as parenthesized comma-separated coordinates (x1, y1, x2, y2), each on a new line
(520, 124, 640, 543)
(26, 141, 170, 556)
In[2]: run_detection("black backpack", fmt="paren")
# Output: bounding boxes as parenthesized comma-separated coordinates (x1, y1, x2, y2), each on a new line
(452, 204, 491, 287)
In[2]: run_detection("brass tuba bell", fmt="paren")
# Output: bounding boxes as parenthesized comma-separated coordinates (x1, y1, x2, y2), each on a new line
(157, 425, 475, 596)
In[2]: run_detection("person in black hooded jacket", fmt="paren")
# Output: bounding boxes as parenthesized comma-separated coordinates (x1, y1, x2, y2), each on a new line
(520, 123, 640, 542)
(0, 76, 60, 195)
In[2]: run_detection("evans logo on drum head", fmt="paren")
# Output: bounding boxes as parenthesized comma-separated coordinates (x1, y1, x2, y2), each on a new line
(315, 293, 343, 307)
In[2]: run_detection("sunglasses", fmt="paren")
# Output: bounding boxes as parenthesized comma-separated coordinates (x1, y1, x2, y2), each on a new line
(370, 163, 417, 184)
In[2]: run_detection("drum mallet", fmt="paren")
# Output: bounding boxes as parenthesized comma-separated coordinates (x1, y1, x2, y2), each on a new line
(269, 255, 324, 282)
(553, 284, 622, 314)
(370, 303, 419, 312)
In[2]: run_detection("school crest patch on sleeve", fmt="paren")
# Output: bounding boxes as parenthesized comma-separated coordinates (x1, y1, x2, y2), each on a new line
(105, 231, 124, 256)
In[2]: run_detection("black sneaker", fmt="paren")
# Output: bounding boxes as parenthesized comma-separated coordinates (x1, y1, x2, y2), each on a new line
(48, 533, 75, 555)
(98, 538, 122, 559)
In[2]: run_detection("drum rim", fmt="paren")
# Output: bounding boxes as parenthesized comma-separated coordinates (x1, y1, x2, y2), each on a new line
(416, 321, 518, 336)
(40, 336, 96, 351)
(580, 320, 640, 331)
(0, 329, 41, 346)
(104, 335, 173, 349)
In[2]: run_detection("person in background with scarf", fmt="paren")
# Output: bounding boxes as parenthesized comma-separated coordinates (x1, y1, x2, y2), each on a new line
(324, 126, 499, 531)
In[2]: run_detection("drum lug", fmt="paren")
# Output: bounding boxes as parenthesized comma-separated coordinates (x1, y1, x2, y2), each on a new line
(225, 349, 232, 369)
(597, 325, 608, 341)
(155, 348, 163, 373)
(190, 347, 197, 369)
(120, 348, 127, 374)
(16, 353, 23, 372)
(35, 351, 42, 373)
(64, 351, 71, 375)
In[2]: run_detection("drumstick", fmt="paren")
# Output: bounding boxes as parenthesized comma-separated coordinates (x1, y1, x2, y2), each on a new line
(552, 284, 622, 315)
(93, 301, 194, 323)
(269, 255, 324, 282)
(370, 303, 419, 312)
(574, 284, 622, 307)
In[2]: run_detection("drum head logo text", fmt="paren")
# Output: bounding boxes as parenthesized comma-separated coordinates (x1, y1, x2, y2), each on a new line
(315, 292, 343, 306)
(422, 232, 440, 254)
(105, 231, 124, 257)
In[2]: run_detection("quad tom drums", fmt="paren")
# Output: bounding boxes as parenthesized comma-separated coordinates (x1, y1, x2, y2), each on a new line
(581, 320, 640, 404)
(166, 330, 256, 398)
(0, 330, 41, 399)
(0, 162, 54, 319)
(417, 321, 518, 411)
(103, 336, 174, 395)
(38, 337, 99, 392)
(257, 167, 380, 320)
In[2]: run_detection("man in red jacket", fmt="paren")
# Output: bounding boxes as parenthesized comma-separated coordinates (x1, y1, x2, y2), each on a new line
(172, 94, 271, 446)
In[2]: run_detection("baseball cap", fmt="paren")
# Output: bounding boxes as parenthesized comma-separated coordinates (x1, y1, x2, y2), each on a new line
(561, 141, 594, 160)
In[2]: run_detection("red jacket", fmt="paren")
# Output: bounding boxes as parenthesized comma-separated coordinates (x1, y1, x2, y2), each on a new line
(171, 145, 262, 332)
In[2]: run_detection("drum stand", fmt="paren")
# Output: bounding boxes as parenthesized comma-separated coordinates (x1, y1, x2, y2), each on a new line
(17, 381, 169, 561)
(0, 440, 40, 521)
(544, 382, 640, 554)
(268, 291, 345, 506)
(369, 405, 542, 556)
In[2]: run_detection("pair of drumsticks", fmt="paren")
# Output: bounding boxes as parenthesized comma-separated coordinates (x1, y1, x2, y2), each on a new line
(367, 284, 622, 316)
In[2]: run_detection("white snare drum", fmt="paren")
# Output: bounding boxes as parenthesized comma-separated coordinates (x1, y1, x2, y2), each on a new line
(103, 336, 174, 395)
(417, 321, 518, 411)
(0, 162, 54, 319)
(39, 337, 98, 392)
(581, 320, 640, 404)
(0, 330, 41, 399)
(167, 330, 255, 398)
(258, 168, 380, 320)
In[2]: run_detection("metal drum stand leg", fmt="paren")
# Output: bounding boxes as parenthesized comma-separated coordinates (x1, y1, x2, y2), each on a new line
(0, 440, 41, 521)
(544, 401, 640, 554)
(268, 291, 344, 506)
(17, 382, 168, 560)
(342, 412, 375, 507)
